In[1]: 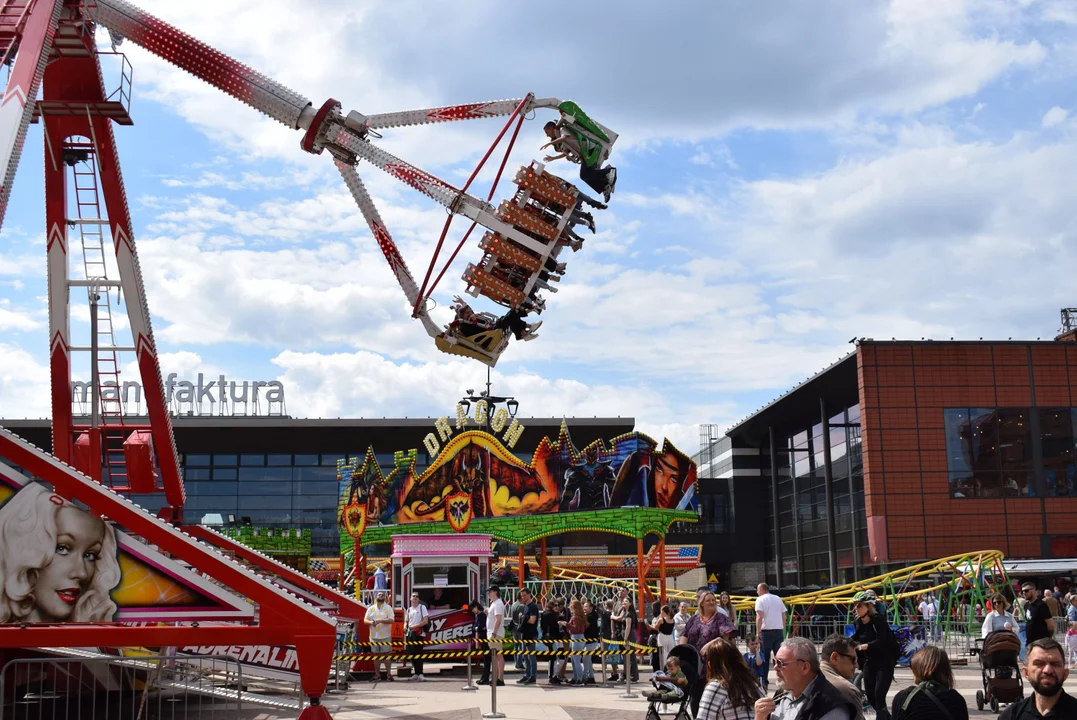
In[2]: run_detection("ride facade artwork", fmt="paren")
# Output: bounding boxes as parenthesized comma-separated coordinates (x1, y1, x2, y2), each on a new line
(2, 1, 612, 714)
(337, 420, 698, 552)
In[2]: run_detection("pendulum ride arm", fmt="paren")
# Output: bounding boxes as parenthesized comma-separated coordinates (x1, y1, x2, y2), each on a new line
(85, 0, 542, 243)
(333, 157, 443, 338)
(86, 0, 314, 130)
(361, 97, 561, 131)
(0, 0, 63, 230)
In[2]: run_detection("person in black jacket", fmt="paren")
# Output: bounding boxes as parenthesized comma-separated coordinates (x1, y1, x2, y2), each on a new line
(892, 646, 969, 720)
(470, 600, 492, 684)
(852, 591, 899, 720)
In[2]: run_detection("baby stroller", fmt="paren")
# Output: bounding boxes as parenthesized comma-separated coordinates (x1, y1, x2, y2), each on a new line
(974, 630, 1023, 714)
(645, 644, 699, 720)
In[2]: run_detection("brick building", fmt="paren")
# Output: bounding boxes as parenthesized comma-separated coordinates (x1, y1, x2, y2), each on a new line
(721, 327, 1077, 588)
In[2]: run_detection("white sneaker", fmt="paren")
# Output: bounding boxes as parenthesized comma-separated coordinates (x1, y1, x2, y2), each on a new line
(554, 262, 567, 273)
(418, 674, 426, 682)
(529, 321, 543, 332)
(522, 333, 539, 342)
(569, 239, 583, 251)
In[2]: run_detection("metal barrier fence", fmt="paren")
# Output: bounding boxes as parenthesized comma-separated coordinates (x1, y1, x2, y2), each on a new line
(0, 653, 245, 720)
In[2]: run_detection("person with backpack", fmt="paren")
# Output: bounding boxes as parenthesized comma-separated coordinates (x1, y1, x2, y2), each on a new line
(891, 646, 969, 720)
(508, 592, 526, 670)
(851, 590, 899, 720)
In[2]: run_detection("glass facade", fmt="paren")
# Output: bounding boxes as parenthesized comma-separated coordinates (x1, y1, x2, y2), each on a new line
(132, 451, 432, 555)
(766, 403, 869, 587)
(945, 407, 1077, 498)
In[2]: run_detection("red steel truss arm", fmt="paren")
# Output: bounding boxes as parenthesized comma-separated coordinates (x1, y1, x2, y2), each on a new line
(185, 524, 367, 623)
(0, 0, 62, 231)
(85, 0, 541, 235)
(86, 0, 313, 129)
(361, 96, 561, 131)
(0, 426, 336, 702)
(332, 157, 442, 338)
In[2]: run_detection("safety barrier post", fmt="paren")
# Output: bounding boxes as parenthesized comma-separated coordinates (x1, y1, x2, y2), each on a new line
(482, 645, 505, 719)
(619, 643, 636, 698)
(462, 638, 478, 691)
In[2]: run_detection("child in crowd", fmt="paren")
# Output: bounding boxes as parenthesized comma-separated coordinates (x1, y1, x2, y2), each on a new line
(645, 655, 688, 702)
(744, 636, 768, 690)
(1067, 620, 1077, 669)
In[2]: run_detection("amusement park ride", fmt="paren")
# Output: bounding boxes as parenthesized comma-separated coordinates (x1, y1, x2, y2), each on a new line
(0, 0, 618, 716)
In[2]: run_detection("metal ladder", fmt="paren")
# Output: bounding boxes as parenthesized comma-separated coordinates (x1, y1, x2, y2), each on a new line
(0, 0, 34, 68)
(70, 140, 131, 491)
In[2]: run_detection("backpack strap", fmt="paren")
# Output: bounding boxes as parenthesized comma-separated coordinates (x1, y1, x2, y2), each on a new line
(901, 682, 954, 720)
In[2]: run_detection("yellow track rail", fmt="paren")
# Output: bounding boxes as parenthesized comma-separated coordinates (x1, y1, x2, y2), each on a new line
(538, 550, 1006, 609)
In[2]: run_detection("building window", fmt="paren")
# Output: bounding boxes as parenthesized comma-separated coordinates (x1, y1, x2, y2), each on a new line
(947, 406, 1077, 498)
(1040, 408, 1077, 497)
(946, 408, 1000, 497)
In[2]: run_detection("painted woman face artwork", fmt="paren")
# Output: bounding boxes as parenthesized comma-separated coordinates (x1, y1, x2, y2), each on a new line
(0, 483, 121, 623)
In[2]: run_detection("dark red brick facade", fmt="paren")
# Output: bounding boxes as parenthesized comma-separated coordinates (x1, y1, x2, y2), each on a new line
(858, 341, 1077, 563)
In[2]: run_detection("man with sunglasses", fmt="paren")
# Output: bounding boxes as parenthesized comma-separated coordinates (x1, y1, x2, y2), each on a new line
(820, 634, 866, 720)
(754, 637, 854, 720)
(1022, 582, 1056, 646)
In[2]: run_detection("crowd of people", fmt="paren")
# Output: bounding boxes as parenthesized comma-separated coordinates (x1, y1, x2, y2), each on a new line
(361, 578, 1076, 719)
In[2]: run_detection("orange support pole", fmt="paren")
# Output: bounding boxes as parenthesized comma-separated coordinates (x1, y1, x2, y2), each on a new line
(339, 553, 346, 591)
(659, 540, 667, 604)
(518, 543, 526, 589)
(538, 535, 547, 602)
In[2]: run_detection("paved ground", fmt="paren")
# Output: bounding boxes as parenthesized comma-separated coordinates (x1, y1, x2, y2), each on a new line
(303, 662, 1077, 720)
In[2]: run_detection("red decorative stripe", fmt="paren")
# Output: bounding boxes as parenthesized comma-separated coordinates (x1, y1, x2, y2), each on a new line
(426, 102, 494, 121)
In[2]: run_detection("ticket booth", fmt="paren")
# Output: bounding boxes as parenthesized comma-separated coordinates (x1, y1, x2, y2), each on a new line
(390, 534, 493, 648)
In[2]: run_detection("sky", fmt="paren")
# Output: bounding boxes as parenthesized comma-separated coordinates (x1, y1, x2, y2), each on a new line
(2, 0, 1077, 454)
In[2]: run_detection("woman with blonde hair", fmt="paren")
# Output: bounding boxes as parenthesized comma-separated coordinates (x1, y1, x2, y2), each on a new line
(981, 594, 1017, 638)
(680, 592, 736, 652)
(891, 646, 969, 720)
(0, 483, 121, 623)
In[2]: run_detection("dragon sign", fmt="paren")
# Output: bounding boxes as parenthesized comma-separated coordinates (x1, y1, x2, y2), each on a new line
(337, 422, 697, 545)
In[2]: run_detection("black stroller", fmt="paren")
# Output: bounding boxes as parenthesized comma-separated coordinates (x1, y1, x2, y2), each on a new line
(973, 630, 1023, 714)
(645, 644, 699, 720)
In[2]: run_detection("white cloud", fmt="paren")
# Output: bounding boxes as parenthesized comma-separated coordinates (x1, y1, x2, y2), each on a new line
(112, 0, 1052, 166)
(0, 344, 50, 418)
(0, 307, 40, 332)
(1042, 105, 1069, 126)
(271, 349, 710, 452)
(710, 126, 1077, 339)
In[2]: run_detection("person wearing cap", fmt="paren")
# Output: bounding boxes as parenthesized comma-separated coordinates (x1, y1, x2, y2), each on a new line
(487, 586, 506, 686)
(365, 591, 395, 681)
(850, 591, 899, 720)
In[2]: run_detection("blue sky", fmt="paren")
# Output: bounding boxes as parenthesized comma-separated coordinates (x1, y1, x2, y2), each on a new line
(2, 0, 1077, 452)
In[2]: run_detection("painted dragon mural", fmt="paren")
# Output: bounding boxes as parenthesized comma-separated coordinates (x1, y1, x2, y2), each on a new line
(338, 423, 697, 540)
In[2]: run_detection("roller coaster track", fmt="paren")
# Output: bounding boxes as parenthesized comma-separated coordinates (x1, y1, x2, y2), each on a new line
(547, 550, 1008, 610)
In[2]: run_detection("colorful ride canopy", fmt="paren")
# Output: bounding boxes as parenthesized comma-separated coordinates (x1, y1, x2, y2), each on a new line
(337, 422, 698, 549)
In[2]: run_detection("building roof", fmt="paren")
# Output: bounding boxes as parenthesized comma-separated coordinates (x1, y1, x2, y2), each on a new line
(0, 416, 636, 456)
(725, 352, 859, 447)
